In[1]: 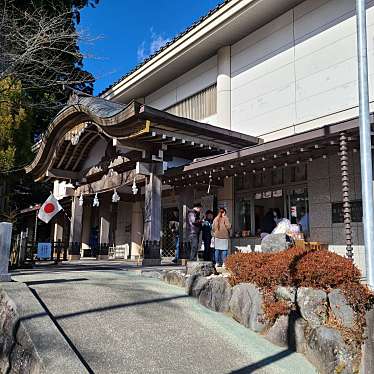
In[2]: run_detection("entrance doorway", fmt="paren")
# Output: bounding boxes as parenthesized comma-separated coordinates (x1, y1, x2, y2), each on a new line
(254, 191, 284, 235)
(286, 187, 309, 234)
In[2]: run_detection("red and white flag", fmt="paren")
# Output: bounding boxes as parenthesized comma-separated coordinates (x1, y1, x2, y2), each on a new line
(37, 194, 63, 223)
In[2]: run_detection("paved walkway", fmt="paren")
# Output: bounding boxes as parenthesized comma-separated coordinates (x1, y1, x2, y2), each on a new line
(11, 261, 317, 374)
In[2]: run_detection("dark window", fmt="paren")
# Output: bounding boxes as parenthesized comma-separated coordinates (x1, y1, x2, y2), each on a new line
(332, 200, 363, 223)
(235, 174, 251, 190)
(271, 168, 284, 185)
(291, 164, 307, 182)
(253, 172, 264, 188)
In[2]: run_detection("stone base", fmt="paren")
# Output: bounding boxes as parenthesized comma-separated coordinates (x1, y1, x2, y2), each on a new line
(187, 261, 214, 275)
(68, 255, 81, 261)
(0, 273, 11, 282)
(142, 258, 161, 266)
(96, 255, 109, 261)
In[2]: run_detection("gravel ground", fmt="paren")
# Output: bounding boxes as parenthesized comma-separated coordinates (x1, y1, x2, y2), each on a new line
(11, 261, 317, 374)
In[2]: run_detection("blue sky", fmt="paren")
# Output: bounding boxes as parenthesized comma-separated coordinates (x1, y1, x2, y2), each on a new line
(79, 0, 222, 95)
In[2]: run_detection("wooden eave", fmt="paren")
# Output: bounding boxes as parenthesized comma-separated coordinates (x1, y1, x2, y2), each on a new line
(26, 95, 260, 182)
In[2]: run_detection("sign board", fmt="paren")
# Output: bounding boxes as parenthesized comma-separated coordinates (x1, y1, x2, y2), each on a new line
(273, 189, 283, 198)
(37, 242, 52, 260)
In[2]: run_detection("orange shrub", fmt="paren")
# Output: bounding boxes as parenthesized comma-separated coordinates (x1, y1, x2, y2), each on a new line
(226, 248, 374, 330)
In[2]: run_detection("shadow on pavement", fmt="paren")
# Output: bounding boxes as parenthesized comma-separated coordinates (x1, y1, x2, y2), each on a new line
(22, 288, 191, 373)
(53, 294, 190, 320)
(25, 278, 88, 286)
(230, 349, 294, 373)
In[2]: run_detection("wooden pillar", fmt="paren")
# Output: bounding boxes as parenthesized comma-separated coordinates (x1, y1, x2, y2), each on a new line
(131, 201, 143, 260)
(81, 204, 91, 254)
(53, 220, 63, 241)
(69, 196, 83, 260)
(143, 172, 162, 265)
(98, 197, 111, 260)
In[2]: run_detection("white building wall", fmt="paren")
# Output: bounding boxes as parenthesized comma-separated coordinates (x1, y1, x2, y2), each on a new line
(231, 0, 374, 141)
(231, 10, 295, 138)
(145, 55, 217, 112)
(137, 0, 374, 142)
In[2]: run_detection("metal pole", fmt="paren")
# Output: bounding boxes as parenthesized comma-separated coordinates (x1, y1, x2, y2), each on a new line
(356, 0, 374, 287)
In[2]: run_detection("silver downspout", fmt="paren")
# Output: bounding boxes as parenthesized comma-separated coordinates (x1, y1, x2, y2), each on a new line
(356, 0, 374, 287)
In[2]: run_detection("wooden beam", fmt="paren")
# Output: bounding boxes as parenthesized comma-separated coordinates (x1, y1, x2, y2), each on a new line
(76, 169, 146, 195)
(72, 134, 100, 171)
(149, 128, 237, 152)
(46, 168, 80, 180)
(64, 132, 93, 170)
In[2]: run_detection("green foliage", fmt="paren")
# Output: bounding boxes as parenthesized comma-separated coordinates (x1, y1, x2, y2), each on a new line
(0, 78, 33, 170)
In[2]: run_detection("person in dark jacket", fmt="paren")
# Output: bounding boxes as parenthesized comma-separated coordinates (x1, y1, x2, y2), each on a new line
(170, 209, 180, 264)
(201, 210, 214, 262)
(260, 209, 276, 239)
(187, 203, 202, 260)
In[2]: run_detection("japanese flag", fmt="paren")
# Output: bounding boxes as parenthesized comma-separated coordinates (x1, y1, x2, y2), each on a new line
(37, 194, 63, 223)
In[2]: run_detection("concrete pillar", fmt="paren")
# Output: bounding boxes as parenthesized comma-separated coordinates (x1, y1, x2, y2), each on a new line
(69, 196, 83, 260)
(143, 172, 162, 265)
(217, 46, 231, 130)
(131, 201, 143, 259)
(0, 222, 12, 281)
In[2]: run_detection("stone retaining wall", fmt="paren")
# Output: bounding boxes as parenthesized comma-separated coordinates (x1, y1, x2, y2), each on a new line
(159, 263, 374, 374)
(0, 283, 88, 374)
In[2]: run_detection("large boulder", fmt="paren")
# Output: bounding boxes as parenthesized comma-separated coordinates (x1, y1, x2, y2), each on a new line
(265, 315, 289, 347)
(161, 270, 187, 288)
(261, 233, 288, 253)
(304, 326, 353, 374)
(275, 286, 297, 303)
(198, 277, 232, 313)
(361, 308, 374, 374)
(185, 274, 209, 297)
(265, 312, 308, 353)
(328, 289, 356, 329)
(297, 287, 327, 327)
(229, 283, 266, 333)
(187, 261, 214, 277)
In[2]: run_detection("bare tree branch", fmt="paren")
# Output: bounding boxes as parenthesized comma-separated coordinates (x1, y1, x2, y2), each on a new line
(0, 0, 99, 108)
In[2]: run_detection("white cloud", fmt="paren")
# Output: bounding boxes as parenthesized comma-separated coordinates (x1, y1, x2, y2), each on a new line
(137, 41, 147, 62)
(137, 27, 170, 62)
